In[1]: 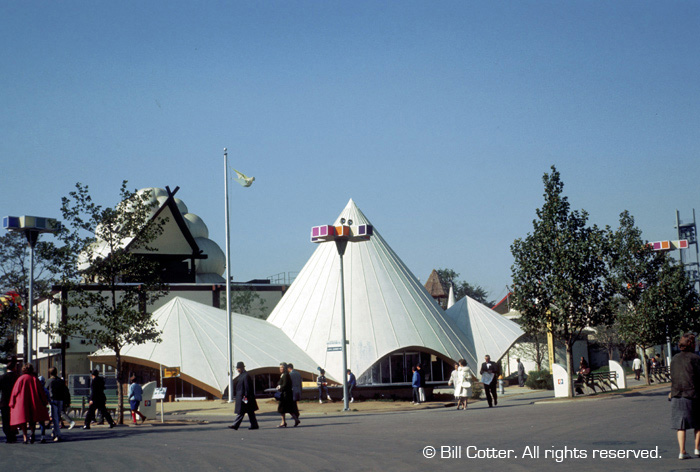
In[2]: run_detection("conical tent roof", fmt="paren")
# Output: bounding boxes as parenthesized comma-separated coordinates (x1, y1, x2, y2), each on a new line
(267, 199, 474, 380)
(444, 295, 524, 367)
(424, 269, 447, 299)
(90, 297, 319, 396)
(447, 284, 456, 309)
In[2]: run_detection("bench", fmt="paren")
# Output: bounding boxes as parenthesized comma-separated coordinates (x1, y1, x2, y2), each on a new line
(78, 393, 120, 418)
(648, 366, 671, 383)
(574, 371, 619, 395)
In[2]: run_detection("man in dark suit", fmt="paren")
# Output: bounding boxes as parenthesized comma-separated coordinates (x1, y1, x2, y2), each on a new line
(0, 357, 19, 443)
(228, 362, 259, 430)
(83, 370, 115, 429)
(480, 355, 501, 408)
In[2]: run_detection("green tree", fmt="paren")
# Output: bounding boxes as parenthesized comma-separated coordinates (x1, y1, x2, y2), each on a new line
(0, 232, 58, 359)
(509, 324, 548, 371)
(229, 289, 267, 320)
(607, 211, 700, 383)
(436, 268, 492, 306)
(510, 166, 615, 397)
(606, 211, 666, 383)
(52, 182, 168, 424)
(0, 295, 22, 360)
(592, 312, 627, 364)
(617, 255, 700, 382)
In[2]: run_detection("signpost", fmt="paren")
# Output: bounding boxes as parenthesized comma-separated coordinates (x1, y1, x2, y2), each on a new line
(311, 219, 372, 411)
(163, 367, 180, 378)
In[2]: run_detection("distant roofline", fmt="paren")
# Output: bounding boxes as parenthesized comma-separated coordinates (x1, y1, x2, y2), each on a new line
(492, 292, 512, 310)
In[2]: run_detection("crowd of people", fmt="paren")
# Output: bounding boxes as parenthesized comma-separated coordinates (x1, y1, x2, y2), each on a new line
(0, 359, 148, 444)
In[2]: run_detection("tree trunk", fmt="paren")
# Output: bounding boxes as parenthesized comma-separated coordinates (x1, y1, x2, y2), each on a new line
(638, 345, 651, 386)
(565, 342, 574, 398)
(116, 349, 124, 424)
(534, 336, 543, 371)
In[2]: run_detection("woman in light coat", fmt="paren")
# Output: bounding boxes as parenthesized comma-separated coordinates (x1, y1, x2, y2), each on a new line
(447, 363, 461, 408)
(457, 359, 474, 410)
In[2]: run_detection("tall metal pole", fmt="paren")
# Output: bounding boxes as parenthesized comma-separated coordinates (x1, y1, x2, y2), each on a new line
(335, 239, 350, 411)
(27, 234, 36, 365)
(224, 148, 234, 403)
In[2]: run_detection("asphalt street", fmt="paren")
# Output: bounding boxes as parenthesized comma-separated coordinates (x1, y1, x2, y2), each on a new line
(0, 387, 688, 472)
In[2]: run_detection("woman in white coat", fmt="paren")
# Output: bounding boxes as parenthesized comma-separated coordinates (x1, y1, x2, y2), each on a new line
(457, 359, 474, 410)
(447, 363, 461, 408)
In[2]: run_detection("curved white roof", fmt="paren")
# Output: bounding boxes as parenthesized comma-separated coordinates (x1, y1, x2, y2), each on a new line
(90, 297, 320, 395)
(444, 295, 524, 367)
(267, 199, 475, 379)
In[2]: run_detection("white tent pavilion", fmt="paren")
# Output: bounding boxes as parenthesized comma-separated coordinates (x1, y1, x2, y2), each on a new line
(444, 295, 524, 368)
(90, 297, 320, 396)
(267, 199, 475, 381)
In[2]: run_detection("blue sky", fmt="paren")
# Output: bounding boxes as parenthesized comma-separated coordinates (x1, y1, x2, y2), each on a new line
(1, 1, 698, 303)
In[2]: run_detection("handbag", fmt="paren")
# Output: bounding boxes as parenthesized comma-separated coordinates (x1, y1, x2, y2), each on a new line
(274, 391, 281, 401)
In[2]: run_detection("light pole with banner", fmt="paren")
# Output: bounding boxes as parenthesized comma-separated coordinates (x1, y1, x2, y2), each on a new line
(311, 219, 373, 411)
(3, 215, 61, 364)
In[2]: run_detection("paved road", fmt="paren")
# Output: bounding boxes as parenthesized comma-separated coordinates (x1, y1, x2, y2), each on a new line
(0, 387, 686, 472)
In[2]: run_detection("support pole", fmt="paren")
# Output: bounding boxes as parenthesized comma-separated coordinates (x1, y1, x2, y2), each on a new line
(336, 239, 350, 411)
(224, 148, 234, 403)
(160, 364, 164, 423)
(26, 230, 39, 365)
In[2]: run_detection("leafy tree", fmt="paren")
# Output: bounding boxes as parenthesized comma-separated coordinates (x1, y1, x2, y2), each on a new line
(510, 166, 615, 397)
(0, 293, 22, 360)
(617, 255, 700, 382)
(607, 211, 700, 384)
(509, 326, 548, 371)
(0, 232, 58, 359)
(436, 268, 492, 306)
(592, 313, 627, 363)
(52, 182, 168, 423)
(229, 289, 267, 320)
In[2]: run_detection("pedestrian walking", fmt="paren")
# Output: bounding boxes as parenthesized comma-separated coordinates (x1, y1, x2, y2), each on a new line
(479, 354, 500, 407)
(277, 363, 299, 427)
(517, 358, 526, 387)
(633, 356, 642, 381)
(0, 357, 19, 443)
(45, 367, 70, 442)
(417, 364, 426, 402)
(411, 366, 421, 404)
(9, 363, 50, 444)
(457, 359, 474, 410)
(128, 376, 147, 424)
(288, 364, 302, 402)
(317, 368, 331, 403)
(83, 370, 115, 429)
(346, 369, 356, 403)
(288, 363, 302, 423)
(670, 333, 700, 460)
(228, 362, 259, 430)
(448, 362, 460, 407)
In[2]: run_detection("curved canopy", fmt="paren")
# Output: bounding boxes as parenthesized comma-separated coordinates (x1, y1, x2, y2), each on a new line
(444, 295, 524, 368)
(90, 297, 320, 396)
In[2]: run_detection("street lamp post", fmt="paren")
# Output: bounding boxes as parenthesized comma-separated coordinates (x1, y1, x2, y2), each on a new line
(223, 148, 234, 403)
(3, 216, 61, 365)
(311, 220, 372, 411)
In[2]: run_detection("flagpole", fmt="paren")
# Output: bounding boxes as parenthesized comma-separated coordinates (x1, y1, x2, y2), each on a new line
(224, 148, 234, 403)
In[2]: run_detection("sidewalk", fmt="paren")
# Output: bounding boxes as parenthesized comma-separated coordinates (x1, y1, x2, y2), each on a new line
(154, 385, 553, 423)
(144, 375, 668, 423)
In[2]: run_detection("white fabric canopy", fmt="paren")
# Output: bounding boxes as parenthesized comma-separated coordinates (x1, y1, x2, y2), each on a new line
(267, 199, 475, 380)
(444, 295, 524, 368)
(90, 297, 320, 396)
